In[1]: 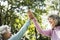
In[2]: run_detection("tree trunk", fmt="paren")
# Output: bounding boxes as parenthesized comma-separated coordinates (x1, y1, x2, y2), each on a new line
(0, 5, 2, 26)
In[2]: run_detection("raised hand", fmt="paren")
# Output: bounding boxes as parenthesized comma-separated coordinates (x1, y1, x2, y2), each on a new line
(27, 10, 34, 19)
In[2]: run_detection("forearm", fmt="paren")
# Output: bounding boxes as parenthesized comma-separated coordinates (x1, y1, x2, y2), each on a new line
(32, 18, 51, 37)
(32, 18, 43, 33)
(8, 19, 30, 40)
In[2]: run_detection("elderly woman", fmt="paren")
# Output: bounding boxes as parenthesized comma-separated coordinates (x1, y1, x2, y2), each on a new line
(27, 10, 60, 40)
(0, 19, 30, 40)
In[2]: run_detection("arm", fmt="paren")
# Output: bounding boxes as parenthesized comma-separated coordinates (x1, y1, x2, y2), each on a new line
(27, 10, 52, 37)
(32, 18, 52, 37)
(8, 19, 30, 40)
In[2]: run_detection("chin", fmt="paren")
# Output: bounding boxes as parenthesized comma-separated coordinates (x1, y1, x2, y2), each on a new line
(8, 35, 11, 39)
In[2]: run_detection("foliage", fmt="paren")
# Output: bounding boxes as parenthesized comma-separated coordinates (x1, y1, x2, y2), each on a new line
(0, 0, 59, 40)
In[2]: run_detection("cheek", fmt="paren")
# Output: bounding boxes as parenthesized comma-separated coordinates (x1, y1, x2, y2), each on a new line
(9, 32, 12, 37)
(49, 21, 55, 26)
(7, 32, 12, 38)
(49, 20, 53, 24)
(48, 19, 54, 24)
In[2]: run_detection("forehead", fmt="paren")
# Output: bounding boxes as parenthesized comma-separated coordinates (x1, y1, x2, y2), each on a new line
(48, 17, 54, 20)
(7, 27, 11, 32)
(5, 26, 11, 33)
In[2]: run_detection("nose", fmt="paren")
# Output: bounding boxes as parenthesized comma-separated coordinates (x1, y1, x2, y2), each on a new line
(49, 20, 52, 24)
(10, 34, 12, 37)
(9, 32, 12, 36)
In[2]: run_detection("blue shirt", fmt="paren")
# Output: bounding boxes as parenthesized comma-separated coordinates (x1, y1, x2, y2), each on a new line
(8, 19, 30, 40)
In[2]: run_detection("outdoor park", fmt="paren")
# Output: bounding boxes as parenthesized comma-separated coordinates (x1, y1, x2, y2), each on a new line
(0, 0, 60, 40)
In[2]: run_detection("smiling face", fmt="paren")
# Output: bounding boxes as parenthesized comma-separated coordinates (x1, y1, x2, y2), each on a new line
(3, 31, 12, 39)
(2, 27, 12, 40)
(48, 14, 60, 28)
(48, 17, 56, 28)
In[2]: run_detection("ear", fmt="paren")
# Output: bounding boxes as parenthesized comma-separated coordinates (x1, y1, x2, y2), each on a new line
(54, 19, 58, 26)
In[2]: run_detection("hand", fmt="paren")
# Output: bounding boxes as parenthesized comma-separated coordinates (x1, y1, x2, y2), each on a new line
(27, 10, 34, 19)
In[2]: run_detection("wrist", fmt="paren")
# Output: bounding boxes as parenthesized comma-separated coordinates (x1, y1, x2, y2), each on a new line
(32, 17, 37, 21)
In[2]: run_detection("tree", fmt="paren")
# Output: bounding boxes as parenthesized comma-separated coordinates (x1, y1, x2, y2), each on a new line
(0, 0, 59, 40)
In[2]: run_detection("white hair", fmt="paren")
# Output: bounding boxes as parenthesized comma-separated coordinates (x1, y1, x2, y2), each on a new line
(0, 25, 11, 34)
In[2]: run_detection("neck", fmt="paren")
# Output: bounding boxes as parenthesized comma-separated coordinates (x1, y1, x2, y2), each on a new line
(2, 37, 8, 40)
(52, 26, 60, 30)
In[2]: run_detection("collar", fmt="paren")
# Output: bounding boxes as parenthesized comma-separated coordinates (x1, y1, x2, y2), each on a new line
(52, 26, 60, 30)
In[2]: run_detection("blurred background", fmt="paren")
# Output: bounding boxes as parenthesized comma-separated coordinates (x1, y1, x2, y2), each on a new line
(0, 0, 60, 40)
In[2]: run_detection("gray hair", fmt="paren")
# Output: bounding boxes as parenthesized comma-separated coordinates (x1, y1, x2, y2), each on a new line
(48, 14, 60, 26)
(0, 25, 11, 34)
(0, 25, 11, 40)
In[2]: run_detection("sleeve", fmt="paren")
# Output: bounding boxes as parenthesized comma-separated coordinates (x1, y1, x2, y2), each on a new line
(32, 18, 52, 37)
(8, 19, 30, 40)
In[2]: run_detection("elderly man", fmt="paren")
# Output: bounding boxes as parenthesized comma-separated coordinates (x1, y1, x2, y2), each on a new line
(0, 19, 30, 40)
